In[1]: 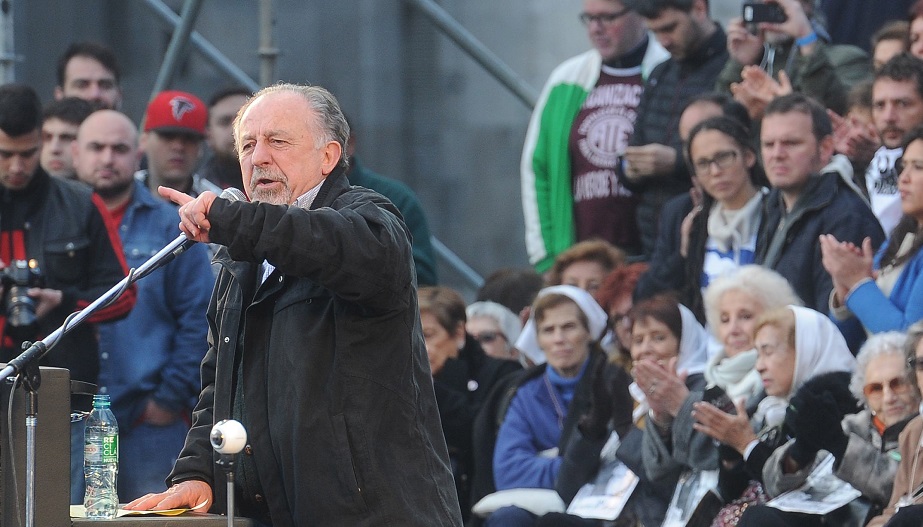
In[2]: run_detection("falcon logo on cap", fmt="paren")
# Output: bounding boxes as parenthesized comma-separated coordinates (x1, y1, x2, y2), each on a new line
(170, 96, 197, 122)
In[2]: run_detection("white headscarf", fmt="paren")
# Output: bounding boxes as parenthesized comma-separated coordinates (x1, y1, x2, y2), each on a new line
(755, 305, 857, 427)
(514, 285, 608, 366)
(677, 303, 710, 376)
(788, 305, 856, 398)
(466, 301, 523, 344)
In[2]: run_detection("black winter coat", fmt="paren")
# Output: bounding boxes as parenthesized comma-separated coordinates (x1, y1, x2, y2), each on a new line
(628, 27, 729, 259)
(755, 171, 885, 311)
(168, 167, 462, 526)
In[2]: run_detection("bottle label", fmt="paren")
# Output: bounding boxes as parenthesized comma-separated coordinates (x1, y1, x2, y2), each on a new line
(85, 435, 119, 464)
(102, 435, 118, 464)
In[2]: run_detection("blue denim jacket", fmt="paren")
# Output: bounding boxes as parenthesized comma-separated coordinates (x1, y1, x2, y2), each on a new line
(97, 181, 214, 427)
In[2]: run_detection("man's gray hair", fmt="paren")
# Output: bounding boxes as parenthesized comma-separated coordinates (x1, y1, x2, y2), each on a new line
(233, 83, 350, 169)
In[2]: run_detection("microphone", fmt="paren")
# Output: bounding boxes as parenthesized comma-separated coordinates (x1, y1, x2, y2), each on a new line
(210, 419, 248, 455)
(132, 188, 248, 281)
(211, 419, 247, 527)
(219, 187, 248, 203)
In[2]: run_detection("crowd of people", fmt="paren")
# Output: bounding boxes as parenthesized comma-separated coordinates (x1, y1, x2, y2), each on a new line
(11, 0, 923, 526)
(469, 0, 923, 526)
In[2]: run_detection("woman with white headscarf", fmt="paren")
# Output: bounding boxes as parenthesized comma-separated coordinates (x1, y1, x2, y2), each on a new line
(691, 306, 857, 525)
(484, 285, 611, 527)
(628, 293, 714, 483)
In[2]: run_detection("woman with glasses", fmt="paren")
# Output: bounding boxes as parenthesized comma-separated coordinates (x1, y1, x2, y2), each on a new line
(593, 262, 649, 370)
(466, 300, 524, 364)
(867, 321, 923, 527)
(638, 115, 768, 324)
(418, 286, 522, 521)
(742, 332, 919, 526)
(822, 125, 923, 342)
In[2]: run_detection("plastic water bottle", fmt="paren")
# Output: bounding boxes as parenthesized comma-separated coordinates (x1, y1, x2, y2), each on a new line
(84, 394, 119, 519)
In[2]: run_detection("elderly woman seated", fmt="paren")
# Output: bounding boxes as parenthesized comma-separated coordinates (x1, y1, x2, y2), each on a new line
(690, 306, 857, 525)
(484, 285, 615, 527)
(738, 332, 919, 525)
(466, 300, 524, 364)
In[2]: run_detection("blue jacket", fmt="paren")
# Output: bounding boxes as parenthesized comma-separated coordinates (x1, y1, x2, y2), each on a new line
(493, 357, 592, 490)
(837, 237, 923, 336)
(97, 181, 213, 427)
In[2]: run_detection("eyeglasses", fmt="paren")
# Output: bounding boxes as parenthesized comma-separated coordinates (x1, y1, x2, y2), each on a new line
(579, 8, 631, 26)
(908, 356, 923, 371)
(473, 331, 506, 345)
(863, 376, 911, 398)
(692, 150, 739, 176)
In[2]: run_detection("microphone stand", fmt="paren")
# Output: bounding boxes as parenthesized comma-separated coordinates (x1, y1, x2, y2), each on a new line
(0, 188, 246, 527)
(0, 233, 194, 527)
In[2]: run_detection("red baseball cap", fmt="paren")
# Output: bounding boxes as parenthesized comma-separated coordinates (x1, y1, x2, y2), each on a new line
(144, 90, 206, 137)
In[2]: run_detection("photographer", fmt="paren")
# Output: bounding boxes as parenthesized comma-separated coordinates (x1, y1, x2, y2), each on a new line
(0, 85, 136, 501)
(718, 0, 870, 119)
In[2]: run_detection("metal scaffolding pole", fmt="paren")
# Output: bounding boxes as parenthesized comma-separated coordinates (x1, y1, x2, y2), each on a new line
(258, 0, 278, 86)
(401, 0, 538, 109)
(149, 0, 205, 100)
(142, 0, 260, 92)
(0, 0, 16, 83)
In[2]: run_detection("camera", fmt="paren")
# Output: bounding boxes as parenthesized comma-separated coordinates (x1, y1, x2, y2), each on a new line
(1, 259, 44, 341)
(742, 2, 787, 24)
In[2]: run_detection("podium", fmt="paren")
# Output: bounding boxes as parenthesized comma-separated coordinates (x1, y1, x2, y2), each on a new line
(0, 365, 71, 527)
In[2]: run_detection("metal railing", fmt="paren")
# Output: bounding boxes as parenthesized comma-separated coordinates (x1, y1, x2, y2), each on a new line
(143, 0, 537, 290)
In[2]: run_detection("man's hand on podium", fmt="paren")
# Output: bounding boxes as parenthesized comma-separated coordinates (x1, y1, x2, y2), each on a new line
(123, 480, 212, 513)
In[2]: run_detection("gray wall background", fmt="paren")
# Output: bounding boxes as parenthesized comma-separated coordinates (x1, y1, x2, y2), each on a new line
(12, 0, 740, 298)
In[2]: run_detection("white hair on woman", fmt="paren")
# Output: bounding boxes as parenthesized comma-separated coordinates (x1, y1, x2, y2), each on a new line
(466, 301, 523, 344)
(703, 265, 802, 339)
(849, 331, 908, 402)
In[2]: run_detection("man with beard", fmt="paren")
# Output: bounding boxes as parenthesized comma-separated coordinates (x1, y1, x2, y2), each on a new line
(619, 0, 728, 259)
(136, 90, 222, 202)
(864, 53, 923, 235)
(54, 41, 123, 110)
(200, 87, 249, 190)
(72, 110, 213, 501)
(125, 84, 462, 527)
(0, 84, 136, 503)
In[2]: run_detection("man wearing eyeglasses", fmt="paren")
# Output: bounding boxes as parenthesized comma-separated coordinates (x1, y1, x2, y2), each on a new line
(521, 0, 668, 273)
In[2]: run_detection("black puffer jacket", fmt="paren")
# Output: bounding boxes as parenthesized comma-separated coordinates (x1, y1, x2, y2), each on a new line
(628, 27, 729, 259)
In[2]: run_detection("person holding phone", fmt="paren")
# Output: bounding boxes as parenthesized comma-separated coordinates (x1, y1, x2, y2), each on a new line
(717, 0, 871, 120)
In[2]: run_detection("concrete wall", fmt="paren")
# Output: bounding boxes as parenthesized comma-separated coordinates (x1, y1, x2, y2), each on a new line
(11, 0, 601, 298)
